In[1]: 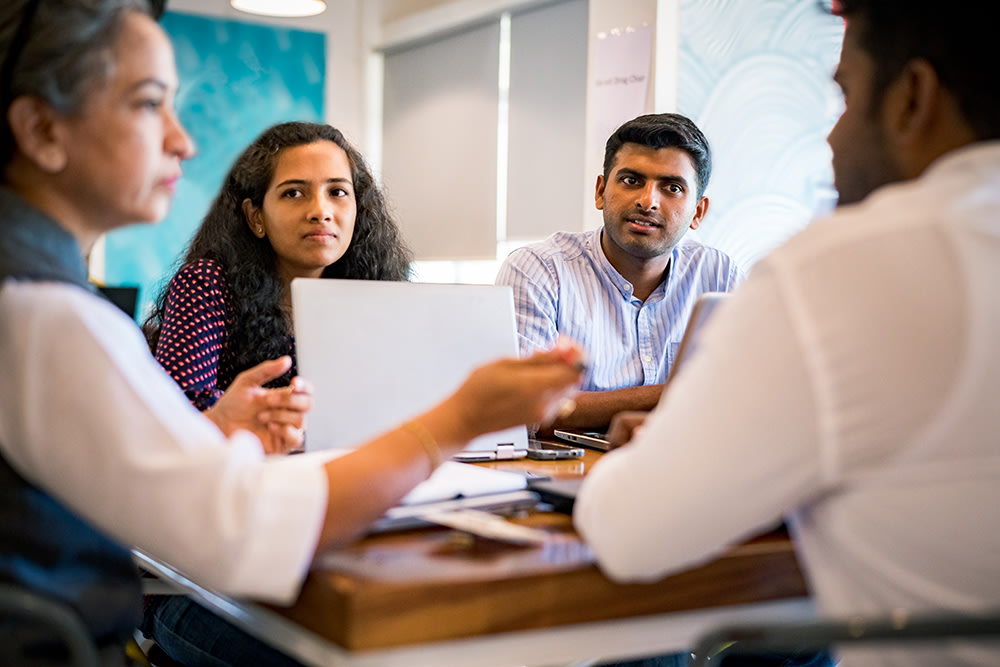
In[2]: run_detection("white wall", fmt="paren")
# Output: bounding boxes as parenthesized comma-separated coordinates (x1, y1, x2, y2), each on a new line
(374, 0, 683, 233)
(582, 0, 679, 229)
(161, 0, 559, 155)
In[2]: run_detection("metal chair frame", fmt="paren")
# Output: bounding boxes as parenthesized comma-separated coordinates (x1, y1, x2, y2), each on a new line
(689, 608, 1000, 666)
(0, 583, 101, 667)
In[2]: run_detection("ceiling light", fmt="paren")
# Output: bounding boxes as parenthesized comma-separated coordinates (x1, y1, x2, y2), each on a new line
(230, 0, 326, 18)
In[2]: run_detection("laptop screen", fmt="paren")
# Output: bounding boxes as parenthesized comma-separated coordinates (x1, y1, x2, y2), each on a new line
(668, 291, 728, 384)
(291, 278, 529, 453)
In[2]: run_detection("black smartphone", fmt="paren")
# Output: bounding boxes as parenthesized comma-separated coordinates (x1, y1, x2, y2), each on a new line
(526, 439, 585, 460)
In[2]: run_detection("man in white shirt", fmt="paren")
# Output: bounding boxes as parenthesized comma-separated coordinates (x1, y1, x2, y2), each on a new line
(576, 1, 1000, 666)
(496, 114, 743, 433)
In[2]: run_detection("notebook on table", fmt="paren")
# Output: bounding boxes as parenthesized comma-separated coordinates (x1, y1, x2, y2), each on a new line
(291, 278, 530, 454)
(553, 291, 730, 452)
(370, 461, 539, 533)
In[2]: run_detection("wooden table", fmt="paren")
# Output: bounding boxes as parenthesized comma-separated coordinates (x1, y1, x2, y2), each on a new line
(268, 450, 811, 665)
(138, 450, 813, 667)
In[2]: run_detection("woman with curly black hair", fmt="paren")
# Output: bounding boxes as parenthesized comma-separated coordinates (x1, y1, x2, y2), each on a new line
(140, 122, 414, 663)
(143, 121, 412, 431)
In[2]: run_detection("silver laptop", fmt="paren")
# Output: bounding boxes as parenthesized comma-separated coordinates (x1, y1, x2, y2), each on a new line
(553, 291, 729, 451)
(667, 291, 728, 383)
(291, 278, 529, 453)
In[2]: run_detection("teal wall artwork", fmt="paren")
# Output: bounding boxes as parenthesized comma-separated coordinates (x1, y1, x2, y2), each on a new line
(678, 0, 843, 271)
(104, 11, 325, 318)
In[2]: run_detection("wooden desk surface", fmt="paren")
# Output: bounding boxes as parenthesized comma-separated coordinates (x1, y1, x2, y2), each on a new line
(268, 450, 807, 651)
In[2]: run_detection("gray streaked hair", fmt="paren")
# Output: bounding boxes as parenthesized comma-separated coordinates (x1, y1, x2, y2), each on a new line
(0, 0, 154, 165)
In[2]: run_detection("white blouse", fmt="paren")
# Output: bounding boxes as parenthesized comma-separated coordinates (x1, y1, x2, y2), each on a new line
(0, 281, 329, 604)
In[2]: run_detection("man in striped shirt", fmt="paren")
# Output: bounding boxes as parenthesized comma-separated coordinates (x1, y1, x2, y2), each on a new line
(496, 113, 743, 434)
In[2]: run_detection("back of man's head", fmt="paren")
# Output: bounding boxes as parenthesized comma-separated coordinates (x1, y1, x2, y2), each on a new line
(603, 113, 712, 199)
(836, 0, 998, 141)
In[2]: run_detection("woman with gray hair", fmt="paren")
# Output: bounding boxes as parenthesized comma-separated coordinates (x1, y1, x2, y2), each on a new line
(0, 1, 584, 664)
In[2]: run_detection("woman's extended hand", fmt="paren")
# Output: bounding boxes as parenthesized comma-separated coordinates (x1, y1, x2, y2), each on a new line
(444, 339, 586, 441)
(312, 340, 584, 550)
(204, 356, 313, 454)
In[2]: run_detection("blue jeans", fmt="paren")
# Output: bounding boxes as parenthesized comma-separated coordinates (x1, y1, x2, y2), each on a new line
(141, 596, 304, 667)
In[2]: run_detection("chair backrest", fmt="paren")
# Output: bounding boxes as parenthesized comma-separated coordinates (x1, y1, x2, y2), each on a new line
(95, 284, 140, 320)
(689, 608, 1000, 666)
(0, 584, 101, 667)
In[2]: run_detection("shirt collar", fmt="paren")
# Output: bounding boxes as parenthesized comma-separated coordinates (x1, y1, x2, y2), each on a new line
(589, 227, 675, 303)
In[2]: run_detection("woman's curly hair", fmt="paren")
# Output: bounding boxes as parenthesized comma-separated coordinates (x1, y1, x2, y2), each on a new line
(143, 121, 412, 374)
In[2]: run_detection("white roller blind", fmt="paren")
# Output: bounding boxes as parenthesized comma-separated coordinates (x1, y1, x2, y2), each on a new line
(506, 0, 589, 240)
(382, 22, 501, 260)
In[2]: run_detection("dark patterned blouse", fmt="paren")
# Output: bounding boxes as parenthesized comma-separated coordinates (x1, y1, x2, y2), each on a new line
(154, 258, 296, 411)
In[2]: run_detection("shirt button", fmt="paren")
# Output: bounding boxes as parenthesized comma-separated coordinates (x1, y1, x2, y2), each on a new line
(642, 355, 652, 362)
(624, 284, 632, 292)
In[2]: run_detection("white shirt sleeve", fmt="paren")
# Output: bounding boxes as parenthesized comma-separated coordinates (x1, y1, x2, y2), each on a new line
(573, 259, 825, 582)
(573, 201, 968, 586)
(0, 281, 328, 604)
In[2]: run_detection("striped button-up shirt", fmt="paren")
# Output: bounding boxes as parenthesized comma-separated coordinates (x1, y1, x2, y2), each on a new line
(496, 229, 743, 392)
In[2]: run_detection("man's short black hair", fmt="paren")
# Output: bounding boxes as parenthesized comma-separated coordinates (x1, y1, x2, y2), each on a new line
(603, 113, 712, 199)
(836, 0, 998, 140)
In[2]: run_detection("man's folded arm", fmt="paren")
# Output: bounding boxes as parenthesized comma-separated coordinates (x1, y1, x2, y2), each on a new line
(538, 383, 664, 434)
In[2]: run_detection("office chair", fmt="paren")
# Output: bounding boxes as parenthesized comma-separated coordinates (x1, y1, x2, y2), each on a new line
(689, 607, 1000, 666)
(0, 583, 101, 667)
(94, 284, 140, 320)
